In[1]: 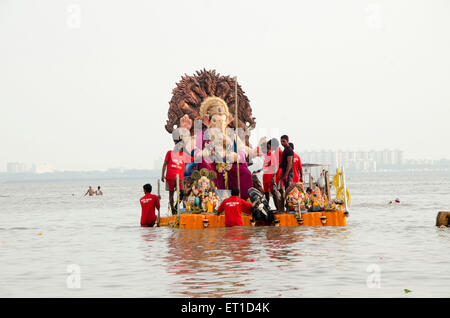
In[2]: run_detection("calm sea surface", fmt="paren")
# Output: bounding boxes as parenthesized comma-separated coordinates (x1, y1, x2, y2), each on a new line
(0, 172, 449, 297)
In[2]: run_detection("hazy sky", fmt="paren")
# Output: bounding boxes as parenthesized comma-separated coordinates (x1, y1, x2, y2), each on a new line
(1, 0, 449, 171)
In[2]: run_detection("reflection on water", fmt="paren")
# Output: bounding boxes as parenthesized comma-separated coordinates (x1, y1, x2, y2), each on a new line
(164, 228, 257, 297)
(0, 175, 449, 297)
(138, 225, 357, 297)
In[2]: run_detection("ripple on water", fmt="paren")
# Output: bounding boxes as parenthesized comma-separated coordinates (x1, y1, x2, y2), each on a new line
(0, 175, 450, 297)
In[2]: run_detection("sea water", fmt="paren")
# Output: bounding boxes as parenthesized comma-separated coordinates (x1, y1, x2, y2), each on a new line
(0, 172, 449, 297)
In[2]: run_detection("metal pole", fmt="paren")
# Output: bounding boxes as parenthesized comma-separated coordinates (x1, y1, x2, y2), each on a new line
(234, 76, 241, 198)
(157, 179, 161, 226)
(176, 174, 180, 217)
(325, 170, 330, 207)
(309, 169, 313, 189)
(341, 166, 349, 213)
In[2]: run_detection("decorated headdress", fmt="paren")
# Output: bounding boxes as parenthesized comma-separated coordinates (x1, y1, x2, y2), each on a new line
(313, 186, 322, 195)
(191, 168, 217, 183)
(199, 96, 230, 119)
(286, 182, 305, 195)
(165, 69, 256, 134)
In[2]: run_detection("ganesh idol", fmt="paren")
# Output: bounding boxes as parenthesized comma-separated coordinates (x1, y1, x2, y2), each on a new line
(164, 70, 265, 200)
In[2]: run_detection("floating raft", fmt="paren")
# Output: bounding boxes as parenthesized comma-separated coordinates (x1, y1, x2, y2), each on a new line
(159, 210, 347, 229)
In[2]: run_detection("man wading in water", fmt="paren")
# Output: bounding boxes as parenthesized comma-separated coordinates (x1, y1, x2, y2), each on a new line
(140, 184, 161, 227)
(84, 186, 95, 196)
(96, 186, 103, 196)
(217, 188, 254, 227)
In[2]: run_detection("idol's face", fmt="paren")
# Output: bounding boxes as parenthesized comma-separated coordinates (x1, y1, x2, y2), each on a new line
(209, 114, 228, 132)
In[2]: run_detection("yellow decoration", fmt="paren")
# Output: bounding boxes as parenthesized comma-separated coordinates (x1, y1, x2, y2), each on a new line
(334, 169, 351, 205)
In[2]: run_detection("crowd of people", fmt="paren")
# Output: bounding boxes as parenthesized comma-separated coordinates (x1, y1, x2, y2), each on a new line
(139, 134, 305, 228)
(253, 135, 303, 212)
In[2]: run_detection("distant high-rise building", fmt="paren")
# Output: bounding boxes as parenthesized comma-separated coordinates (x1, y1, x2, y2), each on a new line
(6, 162, 27, 173)
(382, 149, 390, 166)
(31, 163, 53, 174)
(393, 149, 403, 165)
(6, 162, 17, 173)
(297, 148, 403, 172)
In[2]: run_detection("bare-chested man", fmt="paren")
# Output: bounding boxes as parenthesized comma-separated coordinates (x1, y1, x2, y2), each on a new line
(84, 186, 95, 196)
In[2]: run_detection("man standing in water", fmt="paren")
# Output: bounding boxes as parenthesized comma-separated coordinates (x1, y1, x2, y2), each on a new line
(84, 186, 95, 196)
(96, 186, 103, 196)
(217, 188, 253, 227)
(140, 184, 161, 227)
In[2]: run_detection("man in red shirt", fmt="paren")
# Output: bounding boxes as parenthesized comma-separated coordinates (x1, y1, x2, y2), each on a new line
(289, 142, 303, 183)
(276, 146, 283, 188)
(161, 141, 186, 214)
(217, 188, 253, 227)
(140, 183, 161, 227)
(261, 139, 281, 210)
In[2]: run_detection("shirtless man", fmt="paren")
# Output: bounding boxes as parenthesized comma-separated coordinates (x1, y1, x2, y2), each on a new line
(84, 186, 95, 196)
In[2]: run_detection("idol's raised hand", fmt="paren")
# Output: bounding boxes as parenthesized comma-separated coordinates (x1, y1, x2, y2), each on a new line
(179, 114, 193, 131)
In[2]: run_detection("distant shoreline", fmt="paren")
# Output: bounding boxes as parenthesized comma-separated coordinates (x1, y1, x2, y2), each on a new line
(0, 169, 161, 184)
(1, 168, 450, 184)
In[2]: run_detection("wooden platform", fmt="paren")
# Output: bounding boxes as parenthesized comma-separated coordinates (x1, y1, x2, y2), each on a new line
(159, 210, 347, 229)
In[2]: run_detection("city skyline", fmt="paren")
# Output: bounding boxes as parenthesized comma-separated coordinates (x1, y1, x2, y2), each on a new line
(4, 148, 450, 174)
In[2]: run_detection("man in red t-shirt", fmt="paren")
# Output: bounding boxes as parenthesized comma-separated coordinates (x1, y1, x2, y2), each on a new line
(275, 146, 283, 188)
(261, 139, 282, 210)
(161, 142, 187, 214)
(289, 142, 303, 183)
(140, 183, 161, 227)
(217, 188, 253, 227)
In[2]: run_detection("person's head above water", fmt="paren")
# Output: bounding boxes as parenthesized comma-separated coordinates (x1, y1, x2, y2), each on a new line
(395, 198, 400, 203)
(231, 188, 240, 197)
(98, 186, 101, 190)
(143, 184, 152, 194)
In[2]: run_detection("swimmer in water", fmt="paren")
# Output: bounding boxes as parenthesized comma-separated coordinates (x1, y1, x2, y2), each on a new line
(84, 186, 95, 196)
(388, 198, 400, 205)
(96, 186, 103, 196)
